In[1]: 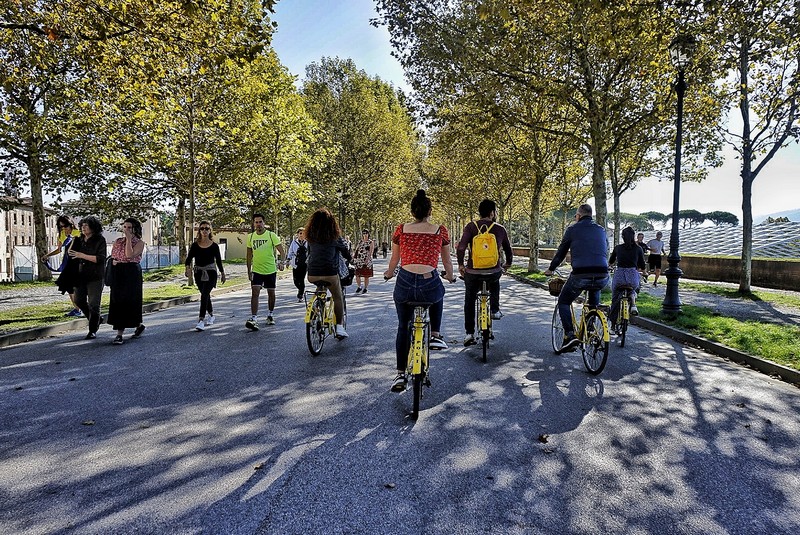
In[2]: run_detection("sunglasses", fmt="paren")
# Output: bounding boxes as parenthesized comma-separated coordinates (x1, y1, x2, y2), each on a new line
(199, 227, 211, 231)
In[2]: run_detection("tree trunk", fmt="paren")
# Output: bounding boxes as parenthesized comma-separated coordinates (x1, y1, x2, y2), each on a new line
(527, 189, 541, 272)
(177, 196, 187, 265)
(612, 193, 621, 248)
(739, 174, 753, 293)
(588, 136, 608, 232)
(29, 153, 52, 281)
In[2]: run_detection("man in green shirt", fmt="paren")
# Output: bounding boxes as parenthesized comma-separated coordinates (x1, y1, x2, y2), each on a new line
(245, 213, 285, 330)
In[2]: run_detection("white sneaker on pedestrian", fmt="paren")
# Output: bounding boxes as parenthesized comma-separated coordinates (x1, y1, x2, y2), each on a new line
(335, 324, 349, 338)
(205, 315, 215, 326)
(195, 321, 205, 331)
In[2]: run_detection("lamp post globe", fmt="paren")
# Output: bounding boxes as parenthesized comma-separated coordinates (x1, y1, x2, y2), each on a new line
(662, 34, 697, 315)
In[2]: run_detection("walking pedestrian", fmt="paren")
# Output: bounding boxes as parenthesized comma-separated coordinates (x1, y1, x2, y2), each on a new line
(106, 218, 146, 345)
(68, 216, 106, 340)
(286, 227, 308, 302)
(185, 221, 226, 331)
(42, 215, 82, 317)
(245, 214, 285, 330)
(354, 229, 375, 294)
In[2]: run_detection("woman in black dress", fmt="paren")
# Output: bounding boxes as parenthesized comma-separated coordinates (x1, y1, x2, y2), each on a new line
(107, 218, 146, 345)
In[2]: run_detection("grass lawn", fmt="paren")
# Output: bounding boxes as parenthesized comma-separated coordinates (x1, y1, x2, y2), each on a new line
(508, 266, 800, 372)
(0, 264, 247, 336)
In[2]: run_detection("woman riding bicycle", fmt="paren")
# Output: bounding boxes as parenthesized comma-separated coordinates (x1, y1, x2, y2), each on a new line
(305, 207, 351, 339)
(384, 189, 455, 392)
(608, 226, 646, 328)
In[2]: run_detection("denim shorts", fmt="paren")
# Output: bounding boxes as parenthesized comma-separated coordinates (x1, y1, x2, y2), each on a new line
(393, 269, 445, 305)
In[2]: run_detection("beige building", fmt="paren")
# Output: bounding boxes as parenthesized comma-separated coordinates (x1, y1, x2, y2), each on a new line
(0, 197, 59, 281)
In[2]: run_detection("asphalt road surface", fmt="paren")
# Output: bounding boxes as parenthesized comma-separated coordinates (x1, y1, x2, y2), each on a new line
(2, 259, 799, 534)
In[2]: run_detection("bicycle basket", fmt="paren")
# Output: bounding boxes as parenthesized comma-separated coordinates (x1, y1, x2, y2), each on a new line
(548, 278, 565, 297)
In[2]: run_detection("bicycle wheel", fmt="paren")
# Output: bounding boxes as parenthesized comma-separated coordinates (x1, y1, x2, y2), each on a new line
(411, 373, 423, 420)
(306, 300, 325, 356)
(618, 299, 628, 348)
(582, 311, 609, 375)
(551, 306, 564, 353)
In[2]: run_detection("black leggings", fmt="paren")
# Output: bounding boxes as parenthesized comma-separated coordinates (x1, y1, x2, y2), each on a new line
(195, 270, 218, 319)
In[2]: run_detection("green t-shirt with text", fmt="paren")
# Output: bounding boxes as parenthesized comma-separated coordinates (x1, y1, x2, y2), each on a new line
(247, 230, 281, 274)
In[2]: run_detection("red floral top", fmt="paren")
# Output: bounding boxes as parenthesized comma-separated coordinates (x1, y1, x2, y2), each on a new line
(111, 236, 143, 263)
(392, 224, 450, 268)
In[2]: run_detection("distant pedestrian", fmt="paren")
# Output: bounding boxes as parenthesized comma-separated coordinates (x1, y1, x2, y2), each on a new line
(107, 218, 146, 345)
(68, 216, 107, 340)
(42, 215, 82, 317)
(381, 241, 388, 258)
(185, 221, 226, 331)
(636, 232, 649, 282)
(354, 229, 375, 294)
(286, 227, 308, 302)
(647, 231, 666, 287)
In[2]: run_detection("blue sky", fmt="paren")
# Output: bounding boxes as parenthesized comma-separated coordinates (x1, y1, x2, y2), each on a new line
(270, 1, 799, 221)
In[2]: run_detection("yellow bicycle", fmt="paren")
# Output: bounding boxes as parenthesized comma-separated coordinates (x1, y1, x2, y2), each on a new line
(612, 284, 634, 348)
(406, 301, 432, 419)
(549, 276, 610, 375)
(305, 281, 347, 356)
(475, 279, 493, 362)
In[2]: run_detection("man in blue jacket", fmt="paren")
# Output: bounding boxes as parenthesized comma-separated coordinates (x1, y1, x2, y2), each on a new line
(544, 204, 609, 352)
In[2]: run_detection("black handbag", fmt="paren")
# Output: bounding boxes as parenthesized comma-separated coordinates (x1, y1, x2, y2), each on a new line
(104, 257, 114, 286)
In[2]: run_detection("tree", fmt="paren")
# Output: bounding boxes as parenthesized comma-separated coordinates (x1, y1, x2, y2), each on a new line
(705, 0, 800, 291)
(640, 211, 669, 230)
(302, 57, 422, 236)
(705, 210, 739, 226)
(0, 0, 277, 280)
(670, 209, 706, 229)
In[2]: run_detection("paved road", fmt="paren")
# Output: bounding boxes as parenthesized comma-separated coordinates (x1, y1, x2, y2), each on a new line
(2, 258, 799, 534)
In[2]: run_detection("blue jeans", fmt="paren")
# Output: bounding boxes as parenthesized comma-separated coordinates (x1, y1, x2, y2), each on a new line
(557, 274, 609, 336)
(393, 269, 445, 371)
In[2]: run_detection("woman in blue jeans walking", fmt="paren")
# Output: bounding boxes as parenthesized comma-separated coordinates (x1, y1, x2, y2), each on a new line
(384, 190, 455, 392)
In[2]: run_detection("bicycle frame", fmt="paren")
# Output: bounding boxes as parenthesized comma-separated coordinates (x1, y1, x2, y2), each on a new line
(408, 305, 429, 376)
(477, 281, 490, 332)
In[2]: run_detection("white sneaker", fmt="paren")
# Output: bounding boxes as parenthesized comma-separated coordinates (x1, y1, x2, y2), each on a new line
(335, 325, 349, 338)
(195, 321, 205, 331)
(492, 311, 504, 320)
(464, 333, 476, 346)
(265, 315, 275, 325)
(205, 315, 215, 326)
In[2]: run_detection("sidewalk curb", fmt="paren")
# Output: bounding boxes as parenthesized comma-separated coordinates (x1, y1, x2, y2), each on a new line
(0, 282, 251, 349)
(508, 273, 800, 387)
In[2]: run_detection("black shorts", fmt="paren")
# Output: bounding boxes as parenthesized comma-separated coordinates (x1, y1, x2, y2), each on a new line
(647, 254, 662, 270)
(251, 271, 277, 289)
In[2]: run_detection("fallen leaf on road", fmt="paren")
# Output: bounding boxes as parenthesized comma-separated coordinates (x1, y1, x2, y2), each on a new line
(82, 420, 95, 426)
(254, 462, 265, 470)
(384, 483, 396, 489)
(538, 434, 549, 443)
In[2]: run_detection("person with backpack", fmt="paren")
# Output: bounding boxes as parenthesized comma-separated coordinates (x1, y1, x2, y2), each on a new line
(456, 199, 514, 346)
(286, 227, 309, 302)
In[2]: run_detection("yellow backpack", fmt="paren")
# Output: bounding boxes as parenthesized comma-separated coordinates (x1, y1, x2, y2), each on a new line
(471, 221, 498, 269)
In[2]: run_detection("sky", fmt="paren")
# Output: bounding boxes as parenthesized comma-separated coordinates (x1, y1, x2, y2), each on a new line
(270, 0, 800, 222)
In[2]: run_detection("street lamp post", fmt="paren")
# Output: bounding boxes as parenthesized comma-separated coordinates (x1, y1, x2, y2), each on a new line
(662, 34, 697, 315)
